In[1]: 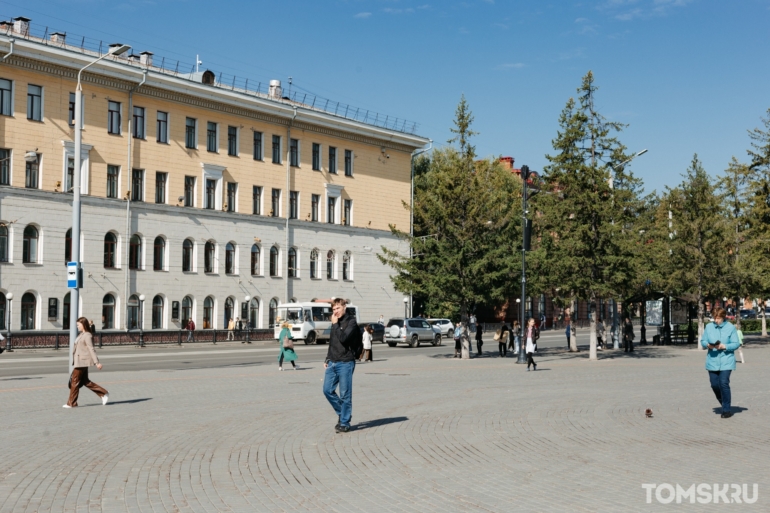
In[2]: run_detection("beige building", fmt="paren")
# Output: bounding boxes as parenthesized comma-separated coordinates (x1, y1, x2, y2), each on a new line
(0, 17, 429, 332)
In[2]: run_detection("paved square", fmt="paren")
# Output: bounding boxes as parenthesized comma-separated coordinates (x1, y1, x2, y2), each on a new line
(1, 339, 768, 512)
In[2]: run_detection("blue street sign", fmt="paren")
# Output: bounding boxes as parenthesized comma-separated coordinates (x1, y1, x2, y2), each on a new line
(67, 262, 79, 289)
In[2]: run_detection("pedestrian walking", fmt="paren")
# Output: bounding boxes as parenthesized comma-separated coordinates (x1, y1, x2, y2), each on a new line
(499, 328, 509, 357)
(469, 314, 477, 335)
(378, 315, 384, 325)
(277, 321, 298, 370)
(361, 324, 374, 362)
(525, 317, 539, 370)
(540, 312, 546, 330)
(701, 307, 740, 418)
(736, 327, 745, 364)
(186, 318, 195, 342)
(511, 320, 521, 355)
(475, 323, 483, 356)
(64, 317, 108, 408)
(565, 320, 571, 350)
(623, 316, 635, 352)
(597, 318, 605, 350)
(323, 298, 360, 433)
(0, 332, 5, 354)
(227, 317, 235, 340)
(454, 323, 462, 358)
(460, 322, 471, 359)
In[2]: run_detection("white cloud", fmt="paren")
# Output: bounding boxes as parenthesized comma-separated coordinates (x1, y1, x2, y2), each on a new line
(600, 0, 693, 21)
(354, 12, 372, 19)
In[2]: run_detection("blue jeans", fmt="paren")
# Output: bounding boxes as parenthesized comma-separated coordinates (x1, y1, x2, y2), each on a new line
(708, 370, 732, 413)
(323, 360, 355, 427)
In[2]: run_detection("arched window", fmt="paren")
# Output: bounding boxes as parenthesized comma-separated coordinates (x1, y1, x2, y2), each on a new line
(0, 225, 7, 262)
(20, 292, 36, 330)
(22, 225, 38, 263)
(269, 246, 279, 277)
(182, 238, 194, 272)
(342, 251, 352, 280)
(327, 250, 335, 279)
(127, 294, 140, 329)
(0, 292, 6, 330)
(249, 298, 260, 328)
(203, 296, 214, 329)
(182, 296, 193, 326)
(224, 297, 234, 327)
(310, 248, 318, 279)
(104, 233, 117, 269)
(225, 242, 235, 274)
(152, 295, 164, 329)
(250, 244, 260, 275)
(65, 228, 72, 264)
(102, 294, 115, 329)
(288, 247, 297, 278)
(204, 241, 215, 273)
(129, 235, 142, 270)
(268, 298, 278, 328)
(153, 236, 165, 271)
(63, 292, 71, 331)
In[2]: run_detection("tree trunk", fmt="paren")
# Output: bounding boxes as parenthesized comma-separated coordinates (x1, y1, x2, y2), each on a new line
(696, 295, 705, 349)
(570, 298, 578, 352)
(761, 299, 767, 337)
(589, 294, 597, 361)
(734, 296, 741, 330)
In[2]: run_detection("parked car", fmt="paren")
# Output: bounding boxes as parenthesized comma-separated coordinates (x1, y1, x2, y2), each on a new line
(427, 318, 455, 338)
(359, 322, 385, 343)
(384, 318, 442, 348)
(739, 309, 757, 319)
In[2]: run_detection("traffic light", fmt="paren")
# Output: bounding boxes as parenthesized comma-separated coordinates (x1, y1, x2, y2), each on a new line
(521, 165, 530, 181)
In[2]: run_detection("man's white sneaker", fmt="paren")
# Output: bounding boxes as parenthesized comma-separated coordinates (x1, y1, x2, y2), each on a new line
(62, 404, 72, 408)
(279, 367, 283, 371)
(102, 394, 109, 406)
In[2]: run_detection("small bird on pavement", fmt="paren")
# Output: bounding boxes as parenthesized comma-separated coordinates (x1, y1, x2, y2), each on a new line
(645, 408, 653, 418)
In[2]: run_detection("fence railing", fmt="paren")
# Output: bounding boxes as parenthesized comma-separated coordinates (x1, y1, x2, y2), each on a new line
(2, 329, 275, 350)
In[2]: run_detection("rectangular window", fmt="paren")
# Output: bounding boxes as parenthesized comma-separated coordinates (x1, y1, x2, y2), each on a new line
(253, 131, 263, 160)
(328, 147, 337, 174)
(107, 165, 119, 198)
(185, 117, 196, 148)
(290, 138, 299, 167)
(156, 111, 168, 143)
(25, 154, 39, 189)
(343, 199, 352, 226)
(227, 182, 237, 212)
(271, 188, 280, 217)
(228, 126, 238, 156)
(184, 176, 195, 206)
(155, 172, 167, 204)
(327, 196, 336, 224)
(344, 149, 353, 176)
(312, 143, 321, 171)
(311, 194, 319, 222)
(133, 106, 145, 138)
(27, 84, 43, 121)
(252, 186, 262, 215)
(131, 169, 144, 201)
(0, 148, 10, 185)
(272, 135, 281, 164)
(0, 79, 11, 116)
(68, 92, 76, 126)
(289, 191, 298, 219)
(108, 101, 121, 134)
(205, 178, 216, 209)
(207, 122, 217, 152)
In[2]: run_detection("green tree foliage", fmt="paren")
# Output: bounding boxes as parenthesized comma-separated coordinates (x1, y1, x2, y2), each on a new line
(378, 97, 520, 320)
(529, 71, 646, 360)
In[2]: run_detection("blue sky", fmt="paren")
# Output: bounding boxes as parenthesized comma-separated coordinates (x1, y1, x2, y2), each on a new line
(4, 0, 770, 193)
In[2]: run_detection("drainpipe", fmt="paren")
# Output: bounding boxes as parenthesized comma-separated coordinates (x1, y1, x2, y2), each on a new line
(1, 39, 14, 61)
(123, 70, 147, 329)
(285, 106, 297, 303)
(409, 139, 432, 317)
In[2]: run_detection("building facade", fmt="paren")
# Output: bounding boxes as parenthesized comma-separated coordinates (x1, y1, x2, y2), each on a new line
(0, 18, 429, 332)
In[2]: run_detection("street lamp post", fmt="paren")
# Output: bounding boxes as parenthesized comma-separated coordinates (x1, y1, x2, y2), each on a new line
(70, 43, 131, 373)
(517, 166, 533, 364)
(138, 294, 145, 347)
(409, 140, 432, 321)
(244, 296, 251, 343)
(4, 292, 12, 352)
(403, 297, 409, 319)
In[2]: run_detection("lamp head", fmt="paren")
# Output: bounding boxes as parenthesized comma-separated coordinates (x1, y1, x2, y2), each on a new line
(245, 296, 251, 302)
(5, 292, 12, 300)
(23, 151, 38, 163)
(139, 294, 146, 301)
(108, 44, 131, 56)
(403, 298, 408, 303)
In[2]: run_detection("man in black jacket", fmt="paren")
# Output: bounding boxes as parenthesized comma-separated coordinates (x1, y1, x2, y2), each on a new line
(323, 298, 360, 433)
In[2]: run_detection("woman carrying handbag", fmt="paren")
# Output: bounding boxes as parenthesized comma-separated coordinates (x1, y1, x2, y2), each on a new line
(64, 317, 108, 408)
(278, 321, 298, 370)
(525, 317, 540, 371)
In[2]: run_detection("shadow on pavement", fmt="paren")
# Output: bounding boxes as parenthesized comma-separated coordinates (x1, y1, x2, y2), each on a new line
(1, 376, 43, 381)
(106, 398, 153, 406)
(354, 416, 408, 431)
(712, 406, 748, 415)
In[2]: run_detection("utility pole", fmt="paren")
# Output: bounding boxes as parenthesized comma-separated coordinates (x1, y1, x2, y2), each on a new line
(517, 165, 532, 364)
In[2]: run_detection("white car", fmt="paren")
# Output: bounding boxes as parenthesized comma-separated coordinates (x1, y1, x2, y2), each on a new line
(427, 318, 455, 338)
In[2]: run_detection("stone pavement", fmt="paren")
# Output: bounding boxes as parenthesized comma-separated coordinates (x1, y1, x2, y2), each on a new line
(1, 340, 768, 512)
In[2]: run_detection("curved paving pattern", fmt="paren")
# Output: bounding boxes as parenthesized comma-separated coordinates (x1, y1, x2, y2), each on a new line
(2, 343, 769, 512)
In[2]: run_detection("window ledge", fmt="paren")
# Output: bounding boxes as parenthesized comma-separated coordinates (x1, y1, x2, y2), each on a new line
(22, 262, 43, 266)
(204, 272, 219, 276)
(182, 271, 198, 275)
(153, 269, 169, 273)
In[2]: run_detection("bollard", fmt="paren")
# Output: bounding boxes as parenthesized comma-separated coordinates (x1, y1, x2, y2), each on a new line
(178, 329, 182, 345)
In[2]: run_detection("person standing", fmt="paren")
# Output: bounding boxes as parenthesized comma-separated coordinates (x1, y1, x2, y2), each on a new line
(475, 323, 483, 356)
(498, 328, 508, 357)
(186, 318, 195, 342)
(525, 317, 539, 371)
(623, 316, 635, 352)
(597, 318, 605, 350)
(540, 313, 546, 331)
(323, 298, 360, 433)
(277, 321, 298, 370)
(469, 314, 477, 335)
(64, 317, 108, 408)
(565, 319, 571, 350)
(460, 322, 471, 359)
(453, 323, 462, 358)
(701, 307, 739, 418)
(361, 325, 374, 362)
(378, 315, 384, 325)
(511, 321, 521, 355)
(736, 327, 745, 364)
(227, 317, 235, 340)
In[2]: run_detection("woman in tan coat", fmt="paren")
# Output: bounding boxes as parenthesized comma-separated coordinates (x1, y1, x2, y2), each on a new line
(64, 317, 108, 408)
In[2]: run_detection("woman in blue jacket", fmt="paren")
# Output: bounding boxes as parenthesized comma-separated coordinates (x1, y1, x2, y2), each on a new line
(700, 307, 740, 418)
